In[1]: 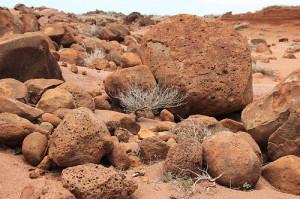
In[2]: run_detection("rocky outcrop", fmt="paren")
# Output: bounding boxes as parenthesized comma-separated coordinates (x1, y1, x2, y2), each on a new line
(222, 6, 300, 25)
(61, 163, 137, 199)
(0, 33, 64, 82)
(141, 14, 253, 118)
(48, 107, 113, 167)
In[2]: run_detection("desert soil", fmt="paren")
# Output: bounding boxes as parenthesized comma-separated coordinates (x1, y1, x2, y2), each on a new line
(1, 22, 300, 199)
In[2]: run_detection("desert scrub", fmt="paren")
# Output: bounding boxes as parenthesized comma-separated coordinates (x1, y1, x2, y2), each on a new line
(111, 81, 188, 121)
(84, 49, 106, 67)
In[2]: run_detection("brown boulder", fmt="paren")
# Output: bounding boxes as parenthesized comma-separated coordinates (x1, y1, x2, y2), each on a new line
(0, 33, 64, 82)
(22, 132, 48, 166)
(202, 131, 262, 188)
(60, 25, 76, 47)
(88, 58, 109, 70)
(0, 113, 42, 147)
(19, 14, 39, 32)
(57, 82, 95, 111)
(99, 24, 130, 42)
(150, 121, 176, 132)
(0, 96, 43, 121)
(172, 115, 227, 143)
(52, 108, 72, 119)
(120, 52, 142, 68)
(36, 88, 76, 113)
(262, 155, 300, 195)
(0, 9, 24, 37)
(164, 138, 202, 179)
(220, 118, 246, 133)
(25, 78, 63, 104)
(160, 109, 174, 122)
(141, 14, 253, 118)
(107, 114, 141, 135)
(105, 142, 130, 170)
(256, 43, 272, 54)
(40, 24, 65, 44)
(0, 78, 27, 103)
(139, 137, 170, 163)
(61, 163, 137, 199)
(104, 65, 157, 105)
(107, 50, 122, 66)
(48, 107, 113, 167)
(242, 69, 300, 158)
(94, 96, 111, 110)
(115, 128, 130, 142)
(41, 113, 62, 127)
(20, 178, 75, 199)
(58, 48, 83, 66)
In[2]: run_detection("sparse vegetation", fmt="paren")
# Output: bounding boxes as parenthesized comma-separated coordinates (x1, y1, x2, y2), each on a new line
(111, 81, 188, 121)
(242, 182, 252, 190)
(84, 49, 106, 67)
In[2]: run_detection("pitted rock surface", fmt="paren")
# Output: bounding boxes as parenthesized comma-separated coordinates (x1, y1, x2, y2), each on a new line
(61, 163, 137, 199)
(48, 107, 113, 167)
(141, 14, 253, 118)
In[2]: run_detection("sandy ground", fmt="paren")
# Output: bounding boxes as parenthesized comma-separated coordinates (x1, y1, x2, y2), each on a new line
(1, 22, 300, 198)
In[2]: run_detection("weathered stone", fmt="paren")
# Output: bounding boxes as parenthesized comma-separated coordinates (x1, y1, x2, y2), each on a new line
(0, 9, 24, 37)
(37, 88, 76, 113)
(172, 115, 227, 142)
(20, 178, 75, 199)
(220, 118, 246, 133)
(160, 109, 174, 122)
(0, 78, 27, 103)
(120, 52, 142, 68)
(57, 82, 95, 111)
(48, 108, 113, 167)
(139, 137, 170, 163)
(202, 131, 262, 188)
(141, 14, 253, 118)
(0, 33, 64, 82)
(242, 69, 300, 158)
(22, 132, 48, 166)
(104, 65, 157, 106)
(41, 113, 61, 127)
(164, 138, 202, 179)
(138, 129, 156, 140)
(0, 113, 42, 147)
(262, 155, 300, 195)
(61, 163, 137, 198)
(0, 96, 43, 121)
(25, 78, 63, 104)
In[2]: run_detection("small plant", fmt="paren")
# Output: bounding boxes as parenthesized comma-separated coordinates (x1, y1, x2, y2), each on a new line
(242, 182, 252, 190)
(84, 49, 106, 67)
(177, 178, 194, 190)
(111, 81, 188, 121)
